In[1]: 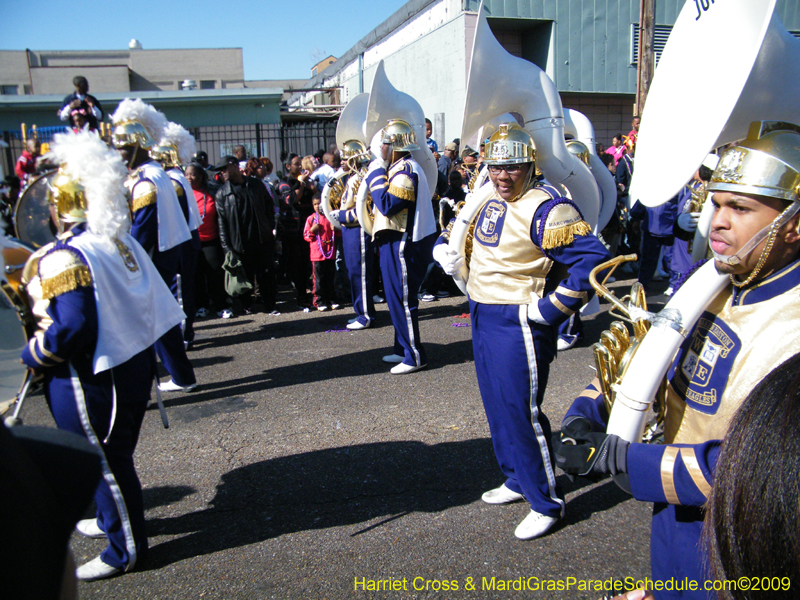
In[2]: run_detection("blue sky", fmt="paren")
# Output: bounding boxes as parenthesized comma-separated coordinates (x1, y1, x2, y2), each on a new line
(0, 0, 410, 80)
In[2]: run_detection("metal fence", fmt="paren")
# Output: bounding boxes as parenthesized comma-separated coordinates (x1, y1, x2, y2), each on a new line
(2, 120, 338, 181)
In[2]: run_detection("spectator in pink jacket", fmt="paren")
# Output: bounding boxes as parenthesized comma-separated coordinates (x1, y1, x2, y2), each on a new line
(303, 192, 339, 311)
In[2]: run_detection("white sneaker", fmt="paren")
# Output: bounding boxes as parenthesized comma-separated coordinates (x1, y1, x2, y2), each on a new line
(390, 362, 426, 374)
(158, 379, 197, 393)
(76, 556, 122, 581)
(317, 305, 330, 312)
(665, 286, 674, 297)
(217, 309, 234, 319)
(481, 484, 524, 505)
(514, 510, 558, 540)
(331, 303, 341, 310)
(557, 337, 578, 351)
(373, 295, 385, 304)
(346, 321, 369, 330)
(195, 307, 209, 318)
(420, 293, 436, 302)
(75, 518, 105, 539)
(381, 354, 404, 364)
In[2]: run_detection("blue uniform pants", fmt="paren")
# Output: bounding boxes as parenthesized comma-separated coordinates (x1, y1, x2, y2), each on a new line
(470, 302, 564, 518)
(342, 225, 376, 326)
(45, 350, 154, 571)
(378, 231, 435, 367)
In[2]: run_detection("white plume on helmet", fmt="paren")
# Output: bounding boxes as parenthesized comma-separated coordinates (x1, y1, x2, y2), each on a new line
(47, 129, 130, 242)
(112, 98, 169, 143)
(161, 122, 196, 166)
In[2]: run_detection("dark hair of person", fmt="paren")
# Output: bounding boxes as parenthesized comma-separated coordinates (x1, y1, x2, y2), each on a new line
(698, 165, 714, 182)
(600, 154, 614, 167)
(425, 118, 432, 126)
(261, 157, 273, 173)
(286, 153, 299, 168)
(243, 157, 261, 177)
(73, 75, 88, 88)
(702, 352, 800, 599)
(186, 163, 209, 192)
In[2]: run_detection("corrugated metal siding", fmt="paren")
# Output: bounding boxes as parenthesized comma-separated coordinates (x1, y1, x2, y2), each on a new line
(465, 0, 685, 94)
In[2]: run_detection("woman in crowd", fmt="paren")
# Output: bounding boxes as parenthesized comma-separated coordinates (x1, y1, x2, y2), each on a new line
(605, 133, 627, 166)
(185, 163, 227, 318)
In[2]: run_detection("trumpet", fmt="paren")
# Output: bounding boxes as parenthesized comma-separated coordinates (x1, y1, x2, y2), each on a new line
(683, 180, 708, 214)
(589, 254, 667, 442)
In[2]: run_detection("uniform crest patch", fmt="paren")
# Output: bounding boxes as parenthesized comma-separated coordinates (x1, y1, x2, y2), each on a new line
(474, 200, 506, 247)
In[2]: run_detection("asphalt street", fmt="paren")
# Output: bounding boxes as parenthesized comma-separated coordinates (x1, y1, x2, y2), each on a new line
(20, 278, 667, 600)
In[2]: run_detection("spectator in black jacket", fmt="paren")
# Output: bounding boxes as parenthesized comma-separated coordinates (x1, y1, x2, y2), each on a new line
(58, 76, 103, 130)
(214, 156, 277, 313)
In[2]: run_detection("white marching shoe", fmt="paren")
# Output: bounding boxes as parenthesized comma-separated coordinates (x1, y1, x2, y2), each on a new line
(390, 362, 426, 374)
(481, 484, 524, 505)
(75, 518, 105, 539)
(514, 510, 558, 540)
(158, 379, 197, 393)
(346, 321, 369, 330)
(76, 556, 122, 581)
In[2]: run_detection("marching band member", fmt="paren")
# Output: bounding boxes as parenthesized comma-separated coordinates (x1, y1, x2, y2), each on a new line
(21, 129, 185, 580)
(434, 123, 609, 539)
(153, 122, 203, 348)
(332, 140, 377, 330)
(555, 122, 800, 598)
(365, 119, 437, 374)
(111, 99, 196, 392)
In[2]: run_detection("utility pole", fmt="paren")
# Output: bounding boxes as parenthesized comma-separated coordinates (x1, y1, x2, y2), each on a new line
(636, 0, 656, 116)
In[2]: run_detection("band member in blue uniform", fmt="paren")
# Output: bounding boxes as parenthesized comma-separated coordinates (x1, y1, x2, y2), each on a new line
(434, 123, 610, 539)
(330, 140, 377, 330)
(111, 99, 196, 392)
(365, 119, 437, 374)
(21, 129, 185, 581)
(555, 122, 800, 599)
(152, 122, 203, 348)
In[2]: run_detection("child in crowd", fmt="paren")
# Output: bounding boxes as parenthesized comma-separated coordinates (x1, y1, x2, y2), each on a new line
(303, 192, 339, 311)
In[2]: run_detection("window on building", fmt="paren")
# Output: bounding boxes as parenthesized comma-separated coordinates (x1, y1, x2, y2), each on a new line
(200, 80, 216, 89)
(1, 85, 18, 95)
(631, 24, 674, 66)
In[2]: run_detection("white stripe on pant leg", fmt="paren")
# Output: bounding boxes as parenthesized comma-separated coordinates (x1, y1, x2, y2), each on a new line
(398, 233, 421, 366)
(70, 364, 138, 570)
(360, 230, 370, 325)
(517, 306, 564, 516)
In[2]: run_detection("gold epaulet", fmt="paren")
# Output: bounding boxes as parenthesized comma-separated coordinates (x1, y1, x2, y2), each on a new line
(131, 180, 157, 213)
(388, 161, 416, 202)
(38, 248, 92, 300)
(21, 243, 54, 286)
(172, 179, 185, 197)
(540, 201, 592, 250)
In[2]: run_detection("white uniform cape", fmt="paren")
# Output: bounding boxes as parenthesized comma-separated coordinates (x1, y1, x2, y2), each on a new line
(140, 162, 191, 251)
(70, 231, 186, 374)
(168, 167, 202, 232)
(409, 159, 436, 242)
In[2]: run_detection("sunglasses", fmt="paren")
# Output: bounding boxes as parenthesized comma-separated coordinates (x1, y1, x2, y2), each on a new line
(487, 164, 524, 174)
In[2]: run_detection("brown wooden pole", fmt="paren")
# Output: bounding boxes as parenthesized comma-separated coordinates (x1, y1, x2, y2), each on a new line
(636, 0, 656, 116)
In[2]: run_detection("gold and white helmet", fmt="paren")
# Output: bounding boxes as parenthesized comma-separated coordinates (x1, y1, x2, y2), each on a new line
(381, 119, 419, 152)
(708, 121, 800, 203)
(483, 123, 536, 166)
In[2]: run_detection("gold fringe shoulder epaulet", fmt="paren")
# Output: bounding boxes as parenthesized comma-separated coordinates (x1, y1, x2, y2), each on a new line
(38, 247, 92, 300)
(538, 199, 592, 250)
(387, 160, 416, 202)
(130, 179, 157, 213)
(172, 179, 185, 197)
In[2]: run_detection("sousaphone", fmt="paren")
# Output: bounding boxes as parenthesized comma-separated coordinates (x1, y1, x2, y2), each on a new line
(323, 93, 371, 229)
(601, 0, 800, 450)
(356, 61, 438, 237)
(447, 1, 601, 293)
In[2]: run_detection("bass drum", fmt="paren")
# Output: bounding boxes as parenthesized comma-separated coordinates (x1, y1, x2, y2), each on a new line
(0, 238, 33, 412)
(14, 170, 58, 249)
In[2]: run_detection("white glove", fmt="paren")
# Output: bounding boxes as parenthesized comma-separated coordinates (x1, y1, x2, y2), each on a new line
(677, 212, 701, 232)
(526, 294, 548, 325)
(433, 243, 465, 276)
(367, 157, 387, 174)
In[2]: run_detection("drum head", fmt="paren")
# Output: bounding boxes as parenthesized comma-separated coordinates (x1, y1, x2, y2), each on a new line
(14, 170, 58, 248)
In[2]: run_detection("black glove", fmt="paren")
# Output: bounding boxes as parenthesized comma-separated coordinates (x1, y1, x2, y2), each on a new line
(554, 431, 629, 477)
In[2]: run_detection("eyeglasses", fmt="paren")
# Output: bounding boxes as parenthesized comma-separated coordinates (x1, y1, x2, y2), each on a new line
(487, 164, 525, 174)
